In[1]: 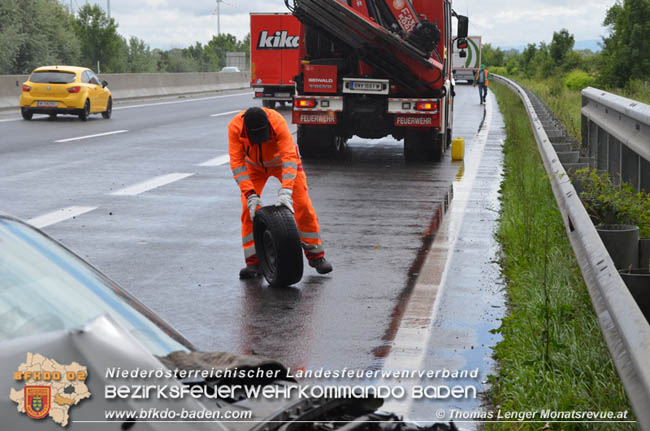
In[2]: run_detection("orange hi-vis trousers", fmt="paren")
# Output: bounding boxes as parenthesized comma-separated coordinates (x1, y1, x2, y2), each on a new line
(241, 169, 324, 266)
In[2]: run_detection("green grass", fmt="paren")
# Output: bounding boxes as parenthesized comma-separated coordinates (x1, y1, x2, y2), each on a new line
(486, 82, 636, 430)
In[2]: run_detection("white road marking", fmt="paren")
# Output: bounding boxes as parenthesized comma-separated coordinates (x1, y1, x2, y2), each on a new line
(111, 173, 194, 196)
(198, 154, 229, 166)
(210, 110, 241, 118)
(114, 92, 253, 110)
(381, 99, 494, 421)
(54, 130, 128, 143)
(28, 206, 97, 228)
(0, 117, 21, 123)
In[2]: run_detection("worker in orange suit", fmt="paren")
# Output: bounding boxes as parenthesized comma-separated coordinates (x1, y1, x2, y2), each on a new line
(228, 107, 333, 279)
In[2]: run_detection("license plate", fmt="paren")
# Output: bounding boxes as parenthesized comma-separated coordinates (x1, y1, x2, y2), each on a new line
(37, 101, 58, 107)
(350, 81, 382, 91)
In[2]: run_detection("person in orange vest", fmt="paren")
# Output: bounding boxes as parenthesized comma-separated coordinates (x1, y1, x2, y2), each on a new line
(473, 64, 490, 104)
(229, 107, 333, 279)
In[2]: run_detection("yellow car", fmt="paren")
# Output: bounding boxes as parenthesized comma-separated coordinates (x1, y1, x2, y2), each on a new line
(19, 65, 112, 121)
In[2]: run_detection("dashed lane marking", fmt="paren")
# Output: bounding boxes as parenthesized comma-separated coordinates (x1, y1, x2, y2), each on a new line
(210, 110, 242, 118)
(54, 130, 128, 143)
(110, 173, 194, 196)
(114, 92, 253, 110)
(198, 154, 229, 167)
(28, 206, 97, 228)
(0, 117, 21, 123)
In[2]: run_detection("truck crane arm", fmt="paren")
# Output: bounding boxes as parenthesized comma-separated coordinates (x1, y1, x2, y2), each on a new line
(284, 0, 446, 96)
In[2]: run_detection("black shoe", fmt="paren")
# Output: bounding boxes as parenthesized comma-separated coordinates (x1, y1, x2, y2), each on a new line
(308, 257, 333, 274)
(239, 265, 262, 279)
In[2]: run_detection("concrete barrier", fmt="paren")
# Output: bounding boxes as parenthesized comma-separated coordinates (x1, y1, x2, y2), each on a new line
(0, 71, 250, 111)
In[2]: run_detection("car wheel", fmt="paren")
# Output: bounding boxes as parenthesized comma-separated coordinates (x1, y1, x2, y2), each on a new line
(102, 97, 112, 119)
(21, 109, 33, 121)
(253, 206, 303, 287)
(79, 99, 90, 121)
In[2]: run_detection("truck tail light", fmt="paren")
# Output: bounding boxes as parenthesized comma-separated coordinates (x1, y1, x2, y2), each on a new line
(294, 98, 317, 108)
(22, 84, 31, 92)
(255, 92, 264, 98)
(415, 102, 437, 111)
(67, 86, 81, 93)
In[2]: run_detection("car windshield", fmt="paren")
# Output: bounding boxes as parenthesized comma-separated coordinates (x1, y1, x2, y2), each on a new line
(30, 71, 76, 84)
(0, 217, 191, 356)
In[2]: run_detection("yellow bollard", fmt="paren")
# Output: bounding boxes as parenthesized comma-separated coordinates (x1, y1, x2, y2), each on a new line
(451, 137, 465, 161)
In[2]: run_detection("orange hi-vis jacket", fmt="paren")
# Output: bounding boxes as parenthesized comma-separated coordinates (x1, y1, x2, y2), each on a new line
(228, 107, 302, 195)
(228, 108, 324, 266)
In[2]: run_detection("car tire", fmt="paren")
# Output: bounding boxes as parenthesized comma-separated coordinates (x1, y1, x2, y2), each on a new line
(253, 205, 303, 287)
(21, 109, 33, 121)
(79, 99, 90, 121)
(102, 97, 112, 119)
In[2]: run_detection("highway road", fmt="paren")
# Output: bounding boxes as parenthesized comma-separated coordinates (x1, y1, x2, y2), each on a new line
(0, 85, 504, 422)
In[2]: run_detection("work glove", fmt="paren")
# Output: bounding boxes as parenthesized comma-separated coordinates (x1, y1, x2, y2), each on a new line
(247, 193, 262, 220)
(275, 188, 294, 213)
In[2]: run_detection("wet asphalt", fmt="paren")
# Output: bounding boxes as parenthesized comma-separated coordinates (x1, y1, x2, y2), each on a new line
(0, 84, 504, 422)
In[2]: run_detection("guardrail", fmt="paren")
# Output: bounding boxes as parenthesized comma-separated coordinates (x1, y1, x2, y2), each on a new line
(494, 75, 650, 430)
(581, 87, 650, 192)
(0, 71, 250, 111)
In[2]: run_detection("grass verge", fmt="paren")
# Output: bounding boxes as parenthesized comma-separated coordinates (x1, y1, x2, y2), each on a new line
(486, 81, 636, 430)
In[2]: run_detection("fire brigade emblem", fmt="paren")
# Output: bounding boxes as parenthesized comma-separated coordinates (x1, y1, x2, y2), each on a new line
(24, 386, 51, 419)
(393, 0, 405, 9)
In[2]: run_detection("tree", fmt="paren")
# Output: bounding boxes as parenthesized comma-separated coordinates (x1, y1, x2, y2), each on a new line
(0, 0, 80, 74)
(600, 0, 650, 88)
(550, 28, 574, 67)
(482, 43, 505, 67)
(127, 36, 158, 73)
(520, 43, 537, 75)
(74, 4, 123, 72)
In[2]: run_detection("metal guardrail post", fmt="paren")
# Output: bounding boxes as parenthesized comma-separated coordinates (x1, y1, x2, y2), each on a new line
(582, 87, 650, 192)
(494, 75, 650, 430)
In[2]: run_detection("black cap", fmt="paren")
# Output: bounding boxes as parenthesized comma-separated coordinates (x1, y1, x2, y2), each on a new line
(243, 107, 270, 144)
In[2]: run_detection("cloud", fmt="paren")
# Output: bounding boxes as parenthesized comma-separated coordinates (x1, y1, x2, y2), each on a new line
(82, 0, 612, 50)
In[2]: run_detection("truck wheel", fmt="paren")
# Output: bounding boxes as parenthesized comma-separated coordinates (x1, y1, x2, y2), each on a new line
(253, 206, 304, 287)
(404, 129, 443, 163)
(298, 125, 346, 159)
(262, 100, 276, 109)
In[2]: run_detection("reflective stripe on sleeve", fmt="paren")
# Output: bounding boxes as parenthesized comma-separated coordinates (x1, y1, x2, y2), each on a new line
(299, 231, 321, 240)
(242, 233, 254, 244)
(282, 161, 298, 169)
(232, 166, 247, 176)
(282, 173, 296, 180)
(236, 175, 251, 184)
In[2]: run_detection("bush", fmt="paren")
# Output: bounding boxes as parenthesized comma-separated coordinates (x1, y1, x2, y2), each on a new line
(564, 69, 595, 91)
(490, 66, 507, 76)
(573, 168, 650, 237)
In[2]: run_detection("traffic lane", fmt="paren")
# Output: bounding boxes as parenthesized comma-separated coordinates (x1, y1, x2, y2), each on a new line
(0, 90, 253, 154)
(237, 141, 457, 369)
(0, 95, 257, 221)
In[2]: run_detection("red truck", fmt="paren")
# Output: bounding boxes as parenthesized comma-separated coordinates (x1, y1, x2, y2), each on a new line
(284, 0, 468, 162)
(250, 13, 300, 109)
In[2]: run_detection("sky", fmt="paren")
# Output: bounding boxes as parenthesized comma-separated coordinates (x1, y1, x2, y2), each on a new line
(75, 0, 614, 50)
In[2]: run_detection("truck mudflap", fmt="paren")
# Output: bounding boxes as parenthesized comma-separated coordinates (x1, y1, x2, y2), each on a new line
(284, 0, 443, 95)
